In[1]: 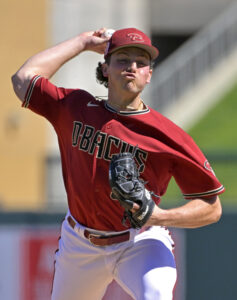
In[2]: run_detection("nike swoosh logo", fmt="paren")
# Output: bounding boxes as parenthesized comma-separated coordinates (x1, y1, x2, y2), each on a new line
(87, 101, 99, 107)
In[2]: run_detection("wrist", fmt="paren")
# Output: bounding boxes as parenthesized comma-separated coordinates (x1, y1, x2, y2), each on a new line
(67, 34, 88, 55)
(146, 205, 166, 226)
(77, 34, 90, 52)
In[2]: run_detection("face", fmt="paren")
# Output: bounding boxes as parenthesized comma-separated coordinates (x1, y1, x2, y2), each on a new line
(102, 47, 153, 95)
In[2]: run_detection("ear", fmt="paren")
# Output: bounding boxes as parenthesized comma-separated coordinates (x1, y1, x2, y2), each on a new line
(102, 63, 108, 77)
(146, 69, 153, 84)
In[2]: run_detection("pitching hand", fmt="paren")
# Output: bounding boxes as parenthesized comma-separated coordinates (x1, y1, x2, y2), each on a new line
(80, 28, 111, 54)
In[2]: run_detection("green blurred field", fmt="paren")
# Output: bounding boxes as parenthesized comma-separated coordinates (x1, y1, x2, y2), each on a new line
(162, 82, 237, 208)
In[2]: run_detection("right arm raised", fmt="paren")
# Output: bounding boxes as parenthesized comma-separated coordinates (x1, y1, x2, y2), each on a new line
(11, 29, 110, 102)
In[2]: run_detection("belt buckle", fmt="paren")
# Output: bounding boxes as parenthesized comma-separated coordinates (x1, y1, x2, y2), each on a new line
(88, 233, 102, 246)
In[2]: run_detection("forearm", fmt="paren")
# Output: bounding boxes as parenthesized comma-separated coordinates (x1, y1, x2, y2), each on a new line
(17, 35, 88, 80)
(11, 28, 109, 101)
(11, 35, 86, 101)
(146, 196, 222, 228)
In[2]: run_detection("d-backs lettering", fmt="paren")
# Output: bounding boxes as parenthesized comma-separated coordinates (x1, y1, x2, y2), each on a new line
(72, 121, 148, 172)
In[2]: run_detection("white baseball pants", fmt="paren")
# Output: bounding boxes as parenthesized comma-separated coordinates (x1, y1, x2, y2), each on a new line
(51, 213, 177, 300)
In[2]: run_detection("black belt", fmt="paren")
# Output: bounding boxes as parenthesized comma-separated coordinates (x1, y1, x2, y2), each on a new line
(67, 216, 130, 246)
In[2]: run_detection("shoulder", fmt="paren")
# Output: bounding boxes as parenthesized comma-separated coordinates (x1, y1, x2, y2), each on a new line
(148, 106, 195, 144)
(30, 76, 95, 100)
(63, 89, 98, 106)
(148, 106, 186, 132)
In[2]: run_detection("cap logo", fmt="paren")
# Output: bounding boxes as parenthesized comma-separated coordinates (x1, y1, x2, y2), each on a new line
(127, 33, 144, 42)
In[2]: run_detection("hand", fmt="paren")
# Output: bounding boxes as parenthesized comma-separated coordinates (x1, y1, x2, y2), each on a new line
(130, 203, 162, 226)
(80, 28, 111, 54)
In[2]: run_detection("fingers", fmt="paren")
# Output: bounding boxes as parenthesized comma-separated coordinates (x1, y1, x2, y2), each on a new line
(93, 28, 107, 37)
(81, 33, 110, 54)
(81, 28, 109, 40)
(80, 27, 113, 54)
(130, 202, 140, 214)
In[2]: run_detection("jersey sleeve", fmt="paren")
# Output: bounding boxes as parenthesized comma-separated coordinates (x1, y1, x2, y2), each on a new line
(22, 75, 76, 124)
(171, 134, 225, 199)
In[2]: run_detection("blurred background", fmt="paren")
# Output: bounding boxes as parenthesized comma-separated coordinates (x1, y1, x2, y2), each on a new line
(0, 0, 237, 299)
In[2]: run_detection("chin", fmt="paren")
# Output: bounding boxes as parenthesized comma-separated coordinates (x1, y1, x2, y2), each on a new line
(124, 82, 143, 93)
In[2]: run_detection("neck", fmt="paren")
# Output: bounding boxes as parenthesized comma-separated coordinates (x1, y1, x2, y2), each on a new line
(107, 91, 144, 112)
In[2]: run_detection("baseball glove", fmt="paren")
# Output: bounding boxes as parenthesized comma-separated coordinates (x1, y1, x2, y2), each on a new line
(109, 152, 156, 228)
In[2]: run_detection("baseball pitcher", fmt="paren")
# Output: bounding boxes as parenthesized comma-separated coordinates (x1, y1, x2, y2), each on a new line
(11, 27, 225, 300)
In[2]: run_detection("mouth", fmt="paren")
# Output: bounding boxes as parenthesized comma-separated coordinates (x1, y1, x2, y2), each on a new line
(123, 72, 136, 79)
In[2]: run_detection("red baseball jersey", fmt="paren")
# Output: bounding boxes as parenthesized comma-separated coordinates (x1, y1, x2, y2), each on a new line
(23, 76, 225, 231)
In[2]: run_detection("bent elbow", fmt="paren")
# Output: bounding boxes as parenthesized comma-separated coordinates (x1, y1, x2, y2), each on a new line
(11, 72, 22, 99)
(211, 199, 222, 224)
(11, 73, 18, 89)
(214, 204, 222, 223)
(11, 71, 30, 102)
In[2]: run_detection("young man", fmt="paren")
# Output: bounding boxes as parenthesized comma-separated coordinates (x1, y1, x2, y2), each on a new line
(12, 28, 224, 300)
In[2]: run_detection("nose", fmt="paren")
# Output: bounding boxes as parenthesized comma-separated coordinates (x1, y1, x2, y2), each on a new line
(127, 61, 137, 72)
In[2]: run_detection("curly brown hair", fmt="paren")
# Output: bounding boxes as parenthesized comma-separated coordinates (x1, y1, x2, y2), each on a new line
(95, 57, 111, 88)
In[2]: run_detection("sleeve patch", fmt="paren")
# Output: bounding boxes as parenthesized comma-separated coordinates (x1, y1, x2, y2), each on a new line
(204, 159, 216, 176)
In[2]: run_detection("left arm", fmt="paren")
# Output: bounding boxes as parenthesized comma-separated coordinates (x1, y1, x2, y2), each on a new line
(144, 195, 222, 228)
